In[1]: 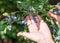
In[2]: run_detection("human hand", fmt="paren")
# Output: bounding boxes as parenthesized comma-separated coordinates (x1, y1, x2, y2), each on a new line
(17, 15, 54, 43)
(48, 5, 60, 24)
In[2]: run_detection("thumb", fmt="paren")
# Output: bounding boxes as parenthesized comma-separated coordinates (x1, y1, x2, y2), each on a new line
(48, 12, 59, 24)
(17, 32, 31, 39)
(48, 12, 57, 21)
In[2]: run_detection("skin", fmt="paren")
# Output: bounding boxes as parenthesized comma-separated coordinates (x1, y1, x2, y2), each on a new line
(17, 15, 54, 43)
(17, 5, 60, 43)
(48, 5, 60, 24)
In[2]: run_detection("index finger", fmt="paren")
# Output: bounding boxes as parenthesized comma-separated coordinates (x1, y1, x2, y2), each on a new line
(26, 15, 38, 33)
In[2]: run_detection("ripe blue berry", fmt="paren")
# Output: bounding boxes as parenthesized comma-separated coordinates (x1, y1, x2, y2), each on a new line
(53, 29, 57, 33)
(5, 18, 9, 21)
(20, 17, 37, 24)
(33, 17, 37, 23)
(32, 0, 34, 3)
(54, 10, 60, 15)
(11, 16, 17, 20)
(56, 35, 60, 41)
(29, 7, 35, 12)
(5, 18, 11, 22)
(8, 25, 12, 30)
(20, 19, 26, 24)
(57, 10, 60, 14)
(5, 17, 12, 24)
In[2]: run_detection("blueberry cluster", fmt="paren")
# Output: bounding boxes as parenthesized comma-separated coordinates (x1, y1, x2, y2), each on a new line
(5, 16, 17, 23)
(7, 25, 12, 30)
(5, 15, 17, 30)
(53, 28, 60, 41)
(20, 17, 37, 24)
(54, 10, 60, 15)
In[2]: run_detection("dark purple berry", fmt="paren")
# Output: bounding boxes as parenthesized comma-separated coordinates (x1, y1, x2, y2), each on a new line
(32, 0, 34, 3)
(56, 35, 60, 41)
(5, 18, 11, 22)
(29, 7, 35, 12)
(54, 10, 60, 15)
(20, 19, 26, 24)
(57, 10, 60, 14)
(8, 25, 12, 30)
(33, 17, 37, 23)
(20, 17, 37, 24)
(5, 18, 9, 21)
(11, 16, 17, 20)
(53, 29, 57, 33)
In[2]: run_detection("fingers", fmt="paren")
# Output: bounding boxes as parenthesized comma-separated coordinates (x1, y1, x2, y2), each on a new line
(17, 32, 31, 39)
(26, 15, 32, 26)
(47, 5, 60, 20)
(47, 12, 60, 24)
(35, 15, 42, 30)
(29, 15, 36, 25)
(47, 5, 60, 24)
(36, 16, 46, 32)
(47, 12, 57, 21)
(26, 14, 38, 33)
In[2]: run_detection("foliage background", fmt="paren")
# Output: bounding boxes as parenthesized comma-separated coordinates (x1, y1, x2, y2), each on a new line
(0, 0, 60, 43)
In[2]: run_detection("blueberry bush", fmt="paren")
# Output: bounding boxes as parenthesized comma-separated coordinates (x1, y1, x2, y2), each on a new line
(0, 0, 60, 43)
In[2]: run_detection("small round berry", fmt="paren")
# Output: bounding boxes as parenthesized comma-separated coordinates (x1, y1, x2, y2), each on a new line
(8, 25, 12, 30)
(20, 19, 26, 24)
(56, 35, 60, 41)
(32, 0, 34, 3)
(57, 10, 60, 14)
(54, 10, 60, 15)
(53, 29, 57, 33)
(11, 16, 17, 20)
(33, 17, 37, 23)
(5, 18, 9, 21)
(29, 7, 35, 12)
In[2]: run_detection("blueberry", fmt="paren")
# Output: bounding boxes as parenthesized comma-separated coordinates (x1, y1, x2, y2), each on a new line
(29, 7, 35, 12)
(20, 17, 37, 24)
(57, 10, 60, 14)
(54, 10, 60, 15)
(20, 19, 26, 24)
(53, 29, 57, 33)
(8, 25, 12, 30)
(5, 18, 9, 21)
(32, 0, 34, 3)
(5, 18, 11, 22)
(56, 35, 60, 41)
(33, 17, 37, 23)
(11, 16, 17, 20)
(5, 17, 11, 24)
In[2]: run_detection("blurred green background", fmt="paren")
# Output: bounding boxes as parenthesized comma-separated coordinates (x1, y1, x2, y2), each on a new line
(0, 0, 60, 43)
